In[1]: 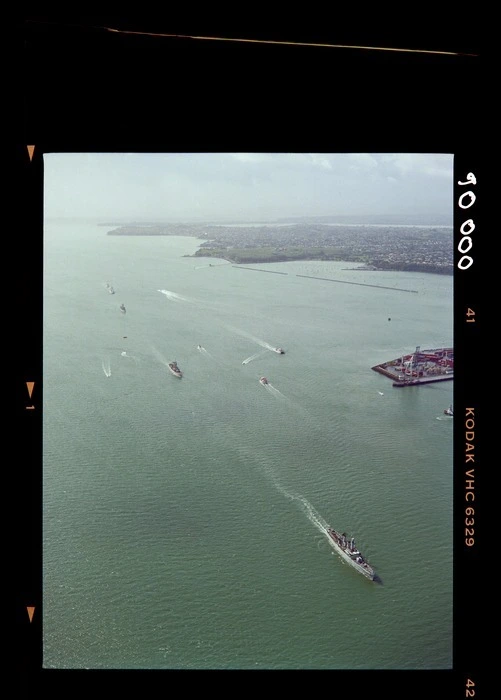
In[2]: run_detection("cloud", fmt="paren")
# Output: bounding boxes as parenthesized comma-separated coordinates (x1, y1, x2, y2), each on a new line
(286, 154, 333, 169)
(230, 153, 273, 164)
(231, 153, 333, 170)
(348, 153, 379, 170)
(381, 153, 452, 178)
(43, 152, 453, 222)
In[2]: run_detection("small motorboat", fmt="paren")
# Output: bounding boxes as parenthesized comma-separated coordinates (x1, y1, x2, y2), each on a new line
(168, 361, 183, 378)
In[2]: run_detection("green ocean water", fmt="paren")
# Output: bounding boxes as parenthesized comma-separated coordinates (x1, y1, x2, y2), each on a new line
(42, 220, 453, 670)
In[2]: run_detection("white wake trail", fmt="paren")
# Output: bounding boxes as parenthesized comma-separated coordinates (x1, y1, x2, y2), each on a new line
(225, 324, 279, 353)
(198, 345, 215, 359)
(242, 350, 267, 365)
(235, 445, 330, 539)
(158, 289, 192, 303)
(151, 345, 170, 368)
(101, 359, 111, 377)
(293, 494, 330, 535)
(121, 351, 140, 364)
(271, 479, 330, 535)
(265, 383, 286, 399)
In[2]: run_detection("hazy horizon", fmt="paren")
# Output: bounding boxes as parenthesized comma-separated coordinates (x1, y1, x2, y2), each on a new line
(43, 153, 453, 225)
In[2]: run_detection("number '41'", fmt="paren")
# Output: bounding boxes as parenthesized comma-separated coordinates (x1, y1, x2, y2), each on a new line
(466, 308, 475, 323)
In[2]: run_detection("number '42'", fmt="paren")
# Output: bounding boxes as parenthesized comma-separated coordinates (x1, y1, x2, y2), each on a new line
(466, 678, 475, 697)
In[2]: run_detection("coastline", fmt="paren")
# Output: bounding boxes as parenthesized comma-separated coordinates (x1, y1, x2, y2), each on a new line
(105, 222, 453, 275)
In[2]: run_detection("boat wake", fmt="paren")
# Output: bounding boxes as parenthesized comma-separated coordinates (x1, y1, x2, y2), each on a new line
(291, 494, 330, 536)
(258, 379, 313, 419)
(101, 359, 111, 377)
(197, 345, 222, 364)
(242, 350, 267, 365)
(226, 325, 281, 354)
(151, 345, 171, 368)
(120, 351, 140, 364)
(197, 344, 214, 356)
(158, 289, 192, 304)
(273, 484, 342, 554)
(234, 443, 377, 578)
(235, 445, 329, 539)
(261, 382, 286, 399)
(198, 344, 216, 359)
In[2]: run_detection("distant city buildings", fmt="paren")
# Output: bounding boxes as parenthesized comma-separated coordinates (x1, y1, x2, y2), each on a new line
(108, 222, 453, 275)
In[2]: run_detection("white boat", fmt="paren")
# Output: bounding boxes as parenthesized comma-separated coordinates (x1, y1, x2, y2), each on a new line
(274, 347, 285, 354)
(444, 404, 453, 416)
(259, 376, 269, 385)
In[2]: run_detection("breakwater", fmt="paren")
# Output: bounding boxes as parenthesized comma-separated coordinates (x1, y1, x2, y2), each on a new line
(233, 266, 288, 275)
(296, 274, 418, 292)
(233, 266, 418, 291)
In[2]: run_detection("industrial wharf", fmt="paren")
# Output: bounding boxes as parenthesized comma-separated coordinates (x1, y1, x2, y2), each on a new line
(372, 346, 453, 387)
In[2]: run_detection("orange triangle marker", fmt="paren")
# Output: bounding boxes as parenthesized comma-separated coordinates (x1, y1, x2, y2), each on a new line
(26, 381, 35, 399)
(27, 606, 35, 623)
(27, 145, 35, 161)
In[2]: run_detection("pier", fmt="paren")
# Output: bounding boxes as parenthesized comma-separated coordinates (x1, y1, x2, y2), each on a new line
(372, 346, 453, 387)
(391, 375, 453, 387)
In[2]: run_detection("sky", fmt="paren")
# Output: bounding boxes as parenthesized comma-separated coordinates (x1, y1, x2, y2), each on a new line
(43, 152, 453, 224)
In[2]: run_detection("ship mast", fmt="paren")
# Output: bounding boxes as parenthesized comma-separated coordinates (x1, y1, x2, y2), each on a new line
(408, 345, 420, 378)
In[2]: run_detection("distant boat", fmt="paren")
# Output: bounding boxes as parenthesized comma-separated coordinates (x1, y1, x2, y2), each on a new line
(259, 376, 269, 385)
(444, 404, 453, 416)
(108, 286, 115, 295)
(378, 391, 384, 396)
(168, 361, 183, 378)
(274, 347, 285, 354)
(326, 529, 376, 581)
(119, 303, 126, 313)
